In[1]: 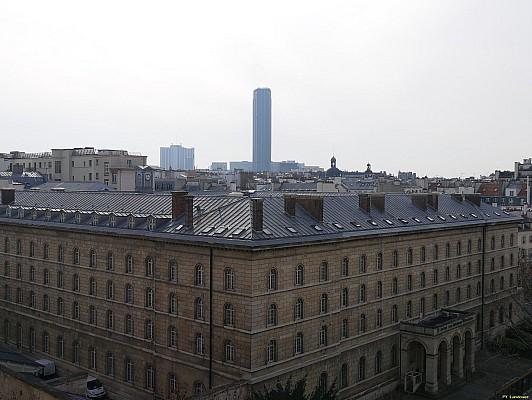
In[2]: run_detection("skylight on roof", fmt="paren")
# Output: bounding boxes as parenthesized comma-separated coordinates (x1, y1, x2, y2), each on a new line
(459, 213, 467, 218)
(503, 211, 510, 215)
(470, 213, 478, 218)
(426, 216, 434, 222)
(232, 228, 245, 236)
(398, 218, 409, 224)
(263, 228, 273, 235)
(437, 215, 446, 221)
(384, 219, 394, 225)
(493, 211, 501, 216)
(174, 224, 183, 232)
(202, 226, 214, 234)
(214, 227, 227, 235)
(368, 220, 378, 226)
(333, 223, 344, 229)
(412, 217, 421, 223)
(449, 214, 458, 220)
(314, 225, 323, 231)
(286, 227, 298, 233)
(351, 221, 361, 228)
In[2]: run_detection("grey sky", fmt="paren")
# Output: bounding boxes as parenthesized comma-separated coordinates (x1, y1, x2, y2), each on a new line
(1, 0, 531, 177)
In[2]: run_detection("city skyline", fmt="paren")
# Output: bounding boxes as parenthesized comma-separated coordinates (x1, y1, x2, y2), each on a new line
(1, 1, 531, 177)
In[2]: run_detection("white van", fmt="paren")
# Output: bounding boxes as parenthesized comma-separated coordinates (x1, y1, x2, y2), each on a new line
(86, 375, 107, 399)
(33, 359, 56, 377)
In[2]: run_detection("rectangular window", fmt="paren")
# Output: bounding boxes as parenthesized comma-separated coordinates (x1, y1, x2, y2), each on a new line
(54, 161, 61, 173)
(104, 162, 109, 175)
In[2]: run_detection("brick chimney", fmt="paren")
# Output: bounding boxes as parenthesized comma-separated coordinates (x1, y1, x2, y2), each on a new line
(411, 194, 428, 211)
(252, 198, 264, 231)
(370, 194, 385, 213)
(427, 193, 439, 210)
(1, 189, 15, 205)
(359, 194, 371, 213)
(295, 195, 324, 222)
(451, 194, 463, 203)
(284, 195, 296, 217)
(184, 195, 194, 228)
(171, 191, 188, 220)
(465, 193, 481, 207)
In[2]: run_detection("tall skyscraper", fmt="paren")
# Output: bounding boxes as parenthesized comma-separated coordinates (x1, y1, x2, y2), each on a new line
(160, 144, 195, 170)
(252, 88, 271, 172)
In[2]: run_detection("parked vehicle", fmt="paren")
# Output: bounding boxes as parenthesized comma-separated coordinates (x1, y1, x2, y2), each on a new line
(86, 375, 107, 399)
(33, 359, 56, 378)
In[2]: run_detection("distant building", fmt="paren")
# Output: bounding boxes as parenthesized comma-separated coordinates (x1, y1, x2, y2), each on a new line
(229, 161, 253, 172)
(325, 156, 342, 178)
(160, 144, 195, 171)
(515, 158, 532, 180)
(252, 88, 272, 172)
(398, 171, 417, 181)
(1, 148, 147, 189)
(210, 162, 228, 171)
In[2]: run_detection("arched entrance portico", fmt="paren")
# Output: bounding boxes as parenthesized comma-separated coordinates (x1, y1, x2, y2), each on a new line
(401, 309, 476, 393)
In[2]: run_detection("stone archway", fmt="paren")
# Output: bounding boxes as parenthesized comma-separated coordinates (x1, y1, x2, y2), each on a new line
(451, 334, 463, 379)
(464, 329, 475, 375)
(437, 339, 451, 385)
(407, 340, 427, 376)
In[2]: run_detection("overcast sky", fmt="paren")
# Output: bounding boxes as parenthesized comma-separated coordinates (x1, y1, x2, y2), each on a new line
(1, 1, 531, 177)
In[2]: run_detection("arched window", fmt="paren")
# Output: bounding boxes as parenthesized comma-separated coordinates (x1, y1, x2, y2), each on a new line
(224, 340, 235, 362)
(445, 242, 450, 258)
(318, 371, 328, 392)
(146, 257, 154, 277)
(420, 247, 426, 263)
(89, 249, 97, 267)
(73, 341, 80, 364)
(433, 244, 439, 260)
(195, 264, 204, 286)
(319, 261, 328, 281)
(89, 346, 96, 369)
(490, 258, 495, 271)
(375, 351, 382, 374)
(145, 288, 154, 308)
(510, 234, 514, 246)
(456, 264, 461, 279)
(29, 291, 35, 308)
(267, 339, 277, 363)
(320, 293, 328, 313)
(407, 275, 412, 291)
(432, 294, 438, 310)
(295, 264, 304, 285)
(420, 272, 425, 288)
(391, 304, 398, 323)
(341, 288, 349, 307)
(58, 245, 64, 263)
(128, 215, 135, 229)
(125, 315, 133, 335)
(445, 267, 450, 282)
(126, 254, 133, 274)
(169, 293, 177, 314)
(224, 303, 234, 326)
(342, 257, 349, 276)
(168, 326, 178, 348)
(107, 309, 114, 329)
(467, 262, 472, 276)
(125, 284, 133, 304)
(145, 319, 154, 340)
(195, 298, 204, 320)
(72, 273, 79, 291)
(376, 281, 383, 298)
(490, 279, 495, 293)
(467, 284, 471, 299)
(501, 235, 505, 248)
(295, 332, 304, 355)
(73, 248, 80, 265)
(107, 251, 114, 271)
(195, 382, 206, 394)
(478, 238, 482, 252)
(4, 238, 9, 253)
(340, 363, 348, 388)
(476, 282, 481, 297)
(268, 268, 278, 290)
(294, 298, 303, 320)
(29, 241, 35, 258)
(107, 281, 114, 299)
(490, 310, 495, 327)
(510, 273, 514, 287)
(392, 278, 398, 295)
(391, 345, 398, 367)
(359, 254, 367, 273)
(267, 304, 277, 325)
(104, 352, 114, 376)
(392, 250, 398, 267)
(57, 297, 64, 315)
(145, 364, 154, 390)
(341, 319, 348, 338)
(319, 325, 327, 347)
(224, 268, 234, 290)
(89, 306, 96, 324)
(358, 357, 366, 381)
(500, 276, 505, 290)
(168, 261, 178, 282)
(420, 297, 425, 316)
(125, 358, 134, 382)
(359, 284, 366, 303)
(359, 314, 366, 333)
(43, 268, 49, 285)
(499, 306, 504, 324)
(491, 236, 495, 250)
(72, 301, 79, 319)
(169, 373, 177, 393)
(456, 241, 462, 256)
(407, 248, 413, 265)
(406, 301, 412, 318)
(376, 253, 383, 270)
(376, 309, 382, 328)
(16, 239, 22, 255)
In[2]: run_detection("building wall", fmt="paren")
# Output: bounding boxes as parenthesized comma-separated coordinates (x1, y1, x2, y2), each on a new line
(0, 218, 520, 399)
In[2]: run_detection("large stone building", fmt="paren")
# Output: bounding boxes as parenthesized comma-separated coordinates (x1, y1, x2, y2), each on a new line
(2, 148, 147, 190)
(0, 189, 521, 399)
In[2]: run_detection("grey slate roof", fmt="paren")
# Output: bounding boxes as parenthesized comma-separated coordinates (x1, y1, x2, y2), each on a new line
(34, 182, 115, 192)
(0, 191, 521, 247)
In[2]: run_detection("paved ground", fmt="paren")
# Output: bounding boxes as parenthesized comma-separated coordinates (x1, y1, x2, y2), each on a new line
(384, 350, 532, 400)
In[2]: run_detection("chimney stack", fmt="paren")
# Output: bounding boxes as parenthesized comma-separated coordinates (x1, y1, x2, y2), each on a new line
(171, 191, 189, 220)
(427, 193, 439, 210)
(252, 198, 264, 231)
(1, 189, 15, 205)
(465, 194, 481, 207)
(451, 194, 463, 203)
(411, 194, 428, 211)
(184, 195, 194, 228)
(370, 194, 385, 213)
(295, 195, 324, 222)
(359, 194, 371, 213)
(284, 195, 296, 217)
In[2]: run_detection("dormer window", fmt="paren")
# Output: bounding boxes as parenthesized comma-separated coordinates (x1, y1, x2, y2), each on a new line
(147, 217, 156, 231)
(59, 211, 65, 223)
(18, 208, 24, 218)
(109, 214, 116, 227)
(31, 209, 37, 220)
(127, 215, 135, 229)
(91, 214, 98, 226)
(45, 210, 51, 221)
(6, 207, 11, 217)
(75, 212, 81, 224)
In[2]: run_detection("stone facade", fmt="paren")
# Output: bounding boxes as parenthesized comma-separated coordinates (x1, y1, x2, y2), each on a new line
(0, 191, 522, 399)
